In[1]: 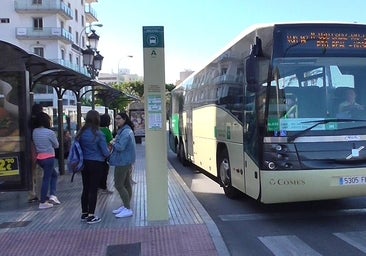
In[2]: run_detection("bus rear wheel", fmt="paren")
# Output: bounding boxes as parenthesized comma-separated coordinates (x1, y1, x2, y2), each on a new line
(218, 149, 241, 199)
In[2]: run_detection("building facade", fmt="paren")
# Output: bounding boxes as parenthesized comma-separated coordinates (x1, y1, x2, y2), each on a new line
(98, 69, 142, 85)
(1, 0, 100, 107)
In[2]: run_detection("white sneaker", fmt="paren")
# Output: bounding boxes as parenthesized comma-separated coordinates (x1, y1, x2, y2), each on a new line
(115, 208, 133, 218)
(49, 195, 61, 205)
(112, 206, 126, 214)
(39, 202, 54, 209)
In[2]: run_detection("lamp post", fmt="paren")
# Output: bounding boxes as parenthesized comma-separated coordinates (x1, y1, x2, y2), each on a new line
(117, 55, 133, 84)
(78, 23, 102, 52)
(81, 29, 104, 110)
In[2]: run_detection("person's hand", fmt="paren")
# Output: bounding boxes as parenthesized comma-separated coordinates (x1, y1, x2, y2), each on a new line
(108, 144, 113, 151)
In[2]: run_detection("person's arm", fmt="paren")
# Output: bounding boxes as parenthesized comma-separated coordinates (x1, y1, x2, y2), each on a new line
(50, 130, 59, 148)
(112, 130, 129, 152)
(105, 130, 113, 144)
(98, 131, 111, 157)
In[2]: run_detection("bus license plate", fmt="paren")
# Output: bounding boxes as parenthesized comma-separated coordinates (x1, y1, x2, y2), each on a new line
(339, 176, 366, 185)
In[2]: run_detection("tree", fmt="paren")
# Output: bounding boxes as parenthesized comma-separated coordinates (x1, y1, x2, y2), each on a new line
(107, 81, 176, 112)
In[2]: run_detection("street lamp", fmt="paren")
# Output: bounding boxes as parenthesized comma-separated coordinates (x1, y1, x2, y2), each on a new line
(81, 29, 104, 109)
(78, 23, 102, 50)
(117, 55, 133, 84)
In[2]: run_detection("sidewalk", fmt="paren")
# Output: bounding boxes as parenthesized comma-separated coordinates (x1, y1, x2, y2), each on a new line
(0, 143, 230, 256)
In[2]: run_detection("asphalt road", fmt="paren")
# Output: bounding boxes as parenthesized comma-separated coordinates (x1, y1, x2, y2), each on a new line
(168, 150, 366, 256)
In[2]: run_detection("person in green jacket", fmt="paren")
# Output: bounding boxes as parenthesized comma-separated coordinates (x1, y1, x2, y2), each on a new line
(99, 113, 113, 194)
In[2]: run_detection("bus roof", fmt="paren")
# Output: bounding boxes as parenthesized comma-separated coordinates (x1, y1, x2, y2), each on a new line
(175, 21, 366, 89)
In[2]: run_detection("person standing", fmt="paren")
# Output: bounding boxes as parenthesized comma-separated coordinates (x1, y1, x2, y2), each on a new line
(63, 130, 72, 159)
(32, 111, 60, 209)
(76, 110, 110, 224)
(28, 103, 44, 203)
(99, 113, 113, 194)
(109, 112, 136, 218)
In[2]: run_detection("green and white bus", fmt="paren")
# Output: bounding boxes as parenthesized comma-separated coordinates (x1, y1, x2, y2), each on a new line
(169, 22, 366, 203)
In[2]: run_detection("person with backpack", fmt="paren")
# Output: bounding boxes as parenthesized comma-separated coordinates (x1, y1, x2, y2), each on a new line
(109, 112, 136, 218)
(76, 110, 110, 224)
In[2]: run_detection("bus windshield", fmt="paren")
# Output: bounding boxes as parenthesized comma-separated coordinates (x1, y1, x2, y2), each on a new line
(266, 56, 366, 136)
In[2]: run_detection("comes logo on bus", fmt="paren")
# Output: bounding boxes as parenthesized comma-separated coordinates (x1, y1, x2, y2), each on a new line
(269, 178, 306, 186)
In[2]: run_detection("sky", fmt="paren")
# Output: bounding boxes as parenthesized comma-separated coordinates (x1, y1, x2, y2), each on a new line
(95, 0, 366, 84)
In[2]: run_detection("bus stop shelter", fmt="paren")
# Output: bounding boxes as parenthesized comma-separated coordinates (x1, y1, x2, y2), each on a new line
(0, 40, 122, 191)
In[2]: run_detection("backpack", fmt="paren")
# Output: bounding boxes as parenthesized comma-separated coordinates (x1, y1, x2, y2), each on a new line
(67, 139, 84, 182)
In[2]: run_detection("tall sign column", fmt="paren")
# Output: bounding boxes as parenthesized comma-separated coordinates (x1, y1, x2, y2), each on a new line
(142, 26, 168, 221)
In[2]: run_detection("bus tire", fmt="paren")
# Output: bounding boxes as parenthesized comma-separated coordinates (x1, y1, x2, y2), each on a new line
(178, 141, 189, 166)
(218, 148, 241, 199)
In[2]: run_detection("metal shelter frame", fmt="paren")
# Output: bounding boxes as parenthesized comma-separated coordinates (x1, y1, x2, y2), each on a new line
(0, 40, 123, 176)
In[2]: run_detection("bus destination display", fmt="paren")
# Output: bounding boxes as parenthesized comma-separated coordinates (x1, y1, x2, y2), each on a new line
(286, 30, 366, 50)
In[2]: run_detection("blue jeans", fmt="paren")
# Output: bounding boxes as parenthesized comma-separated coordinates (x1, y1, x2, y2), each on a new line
(37, 157, 58, 203)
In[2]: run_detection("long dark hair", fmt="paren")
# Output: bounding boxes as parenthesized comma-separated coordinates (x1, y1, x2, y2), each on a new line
(117, 112, 134, 131)
(35, 112, 51, 129)
(76, 110, 100, 140)
(100, 113, 111, 127)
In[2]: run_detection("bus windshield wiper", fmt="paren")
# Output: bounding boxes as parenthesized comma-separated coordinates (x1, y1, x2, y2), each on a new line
(288, 118, 363, 142)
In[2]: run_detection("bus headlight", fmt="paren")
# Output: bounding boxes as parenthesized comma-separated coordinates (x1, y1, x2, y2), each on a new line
(266, 161, 276, 170)
(263, 143, 300, 170)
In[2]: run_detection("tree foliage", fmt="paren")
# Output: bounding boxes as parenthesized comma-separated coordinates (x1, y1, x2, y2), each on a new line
(98, 81, 176, 113)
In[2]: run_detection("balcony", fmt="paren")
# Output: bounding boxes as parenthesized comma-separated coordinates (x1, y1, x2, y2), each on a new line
(14, 0, 73, 20)
(50, 59, 90, 77)
(16, 27, 73, 44)
(85, 4, 98, 23)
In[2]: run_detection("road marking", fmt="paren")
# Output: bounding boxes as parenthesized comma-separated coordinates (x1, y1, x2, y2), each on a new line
(334, 231, 366, 253)
(258, 235, 322, 256)
(219, 208, 366, 221)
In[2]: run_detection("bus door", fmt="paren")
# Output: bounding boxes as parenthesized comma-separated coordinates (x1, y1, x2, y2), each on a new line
(243, 48, 269, 200)
(184, 108, 194, 162)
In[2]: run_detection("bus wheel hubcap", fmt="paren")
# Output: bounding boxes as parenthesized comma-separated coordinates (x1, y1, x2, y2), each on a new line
(220, 159, 230, 187)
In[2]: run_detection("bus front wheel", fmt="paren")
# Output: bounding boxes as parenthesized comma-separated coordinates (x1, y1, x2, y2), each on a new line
(218, 149, 241, 199)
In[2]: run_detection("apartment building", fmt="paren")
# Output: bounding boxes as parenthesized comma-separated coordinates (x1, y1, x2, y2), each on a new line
(1, 0, 100, 108)
(98, 70, 142, 85)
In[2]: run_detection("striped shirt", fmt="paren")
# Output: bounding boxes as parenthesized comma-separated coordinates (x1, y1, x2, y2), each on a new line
(32, 127, 59, 160)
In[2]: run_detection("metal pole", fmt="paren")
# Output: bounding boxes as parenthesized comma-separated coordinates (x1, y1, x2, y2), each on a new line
(91, 86, 95, 110)
(77, 101, 82, 131)
(57, 98, 65, 175)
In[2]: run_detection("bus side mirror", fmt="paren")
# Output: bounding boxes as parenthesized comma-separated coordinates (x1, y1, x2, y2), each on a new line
(246, 55, 258, 92)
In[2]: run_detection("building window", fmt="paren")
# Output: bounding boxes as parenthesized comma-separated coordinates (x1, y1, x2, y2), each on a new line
(32, 0, 42, 4)
(75, 9, 78, 21)
(61, 49, 65, 60)
(69, 53, 72, 63)
(76, 31, 79, 44)
(33, 18, 43, 30)
(81, 15, 84, 27)
(0, 18, 10, 23)
(34, 47, 44, 57)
